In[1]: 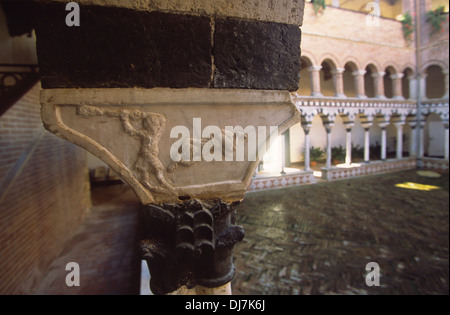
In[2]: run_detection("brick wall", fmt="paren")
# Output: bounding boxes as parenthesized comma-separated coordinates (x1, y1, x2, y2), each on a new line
(300, 3, 415, 73)
(0, 83, 91, 294)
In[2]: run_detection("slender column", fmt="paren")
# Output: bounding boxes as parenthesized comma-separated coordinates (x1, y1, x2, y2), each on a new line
(420, 73, 428, 100)
(418, 120, 425, 158)
(281, 133, 286, 174)
(391, 73, 405, 100)
(309, 65, 323, 97)
(324, 123, 334, 168)
(394, 120, 405, 159)
(407, 75, 417, 100)
(352, 70, 367, 99)
(372, 71, 386, 99)
(361, 121, 373, 163)
(332, 68, 346, 98)
(303, 127, 311, 171)
(344, 122, 354, 166)
(378, 121, 389, 161)
(443, 70, 449, 99)
(408, 121, 417, 157)
(444, 121, 449, 160)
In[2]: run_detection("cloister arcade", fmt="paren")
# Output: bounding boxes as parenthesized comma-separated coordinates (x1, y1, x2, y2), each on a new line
(252, 54, 449, 191)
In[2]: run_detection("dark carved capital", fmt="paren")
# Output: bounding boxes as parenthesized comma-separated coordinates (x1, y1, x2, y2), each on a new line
(139, 199, 244, 295)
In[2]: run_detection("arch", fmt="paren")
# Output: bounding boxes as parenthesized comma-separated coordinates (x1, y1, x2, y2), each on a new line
(384, 66, 397, 99)
(362, 59, 382, 73)
(320, 58, 338, 97)
(381, 63, 399, 75)
(343, 61, 359, 98)
(421, 59, 449, 74)
(298, 56, 313, 96)
(300, 50, 318, 66)
(425, 64, 445, 99)
(318, 53, 341, 69)
(364, 63, 378, 98)
(402, 67, 415, 99)
(341, 56, 363, 71)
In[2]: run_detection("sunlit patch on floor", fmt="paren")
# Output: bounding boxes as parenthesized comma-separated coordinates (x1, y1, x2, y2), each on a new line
(395, 182, 441, 191)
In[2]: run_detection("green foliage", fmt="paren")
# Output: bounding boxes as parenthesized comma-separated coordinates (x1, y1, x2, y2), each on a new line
(426, 6, 447, 35)
(313, 0, 326, 15)
(331, 145, 345, 163)
(401, 12, 414, 42)
(304, 146, 326, 162)
(352, 144, 364, 160)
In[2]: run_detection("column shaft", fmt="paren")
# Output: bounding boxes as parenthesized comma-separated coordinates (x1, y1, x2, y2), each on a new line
(364, 127, 370, 162)
(381, 127, 387, 160)
(304, 129, 311, 171)
(324, 125, 333, 168)
(395, 122, 404, 159)
(309, 65, 323, 97)
(445, 126, 449, 160)
(352, 70, 367, 98)
(332, 68, 345, 98)
(345, 127, 352, 166)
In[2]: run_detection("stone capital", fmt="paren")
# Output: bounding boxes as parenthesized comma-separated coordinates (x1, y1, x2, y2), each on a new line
(372, 71, 386, 78)
(352, 70, 366, 77)
(390, 73, 404, 80)
(41, 88, 300, 205)
(378, 121, 389, 129)
(331, 68, 346, 75)
(308, 65, 323, 72)
(140, 199, 244, 295)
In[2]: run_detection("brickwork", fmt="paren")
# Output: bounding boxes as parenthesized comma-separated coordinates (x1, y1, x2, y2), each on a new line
(300, 4, 415, 75)
(0, 83, 91, 294)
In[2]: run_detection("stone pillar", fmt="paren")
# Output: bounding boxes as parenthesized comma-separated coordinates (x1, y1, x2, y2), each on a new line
(372, 71, 386, 99)
(408, 75, 417, 100)
(309, 65, 323, 97)
(443, 70, 449, 100)
(444, 121, 449, 160)
(391, 73, 405, 100)
(344, 122, 354, 166)
(35, 0, 305, 295)
(303, 124, 312, 171)
(332, 68, 346, 98)
(408, 121, 417, 157)
(281, 133, 286, 174)
(420, 73, 428, 100)
(394, 120, 405, 159)
(378, 121, 389, 161)
(324, 123, 334, 168)
(352, 70, 367, 99)
(361, 121, 373, 163)
(418, 120, 426, 158)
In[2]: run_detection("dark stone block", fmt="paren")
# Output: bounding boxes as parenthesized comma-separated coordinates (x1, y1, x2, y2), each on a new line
(35, 3, 212, 89)
(213, 18, 301, 91)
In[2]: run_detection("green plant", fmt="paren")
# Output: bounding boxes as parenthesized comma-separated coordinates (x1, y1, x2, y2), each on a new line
(426, 6, 447, 35)
(313, 0, 326, 15)
(370, 142, 381, 160)
(351, 143, 364, 160)
(304, 146, 326, 162)
(331, 145, 345, 163)
(400, 12, 414, 42)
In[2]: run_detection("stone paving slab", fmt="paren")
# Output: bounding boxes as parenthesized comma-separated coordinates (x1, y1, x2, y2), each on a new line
(231, 170, 449, 295)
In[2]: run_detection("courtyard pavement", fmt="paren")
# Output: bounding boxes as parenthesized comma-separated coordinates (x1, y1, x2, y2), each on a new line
(232, 170, 449, 295)
(35, 170, 449, 295)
